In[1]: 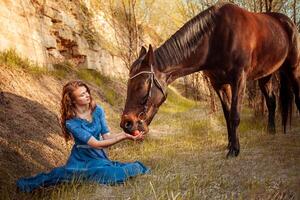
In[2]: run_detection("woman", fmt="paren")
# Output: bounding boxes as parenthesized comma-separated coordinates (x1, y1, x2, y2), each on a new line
(17, 80, 149, 192)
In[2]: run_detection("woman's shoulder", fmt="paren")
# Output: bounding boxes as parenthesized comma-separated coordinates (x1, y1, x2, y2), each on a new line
(94, 104, 105, 116)
(65, 118, 82, 128)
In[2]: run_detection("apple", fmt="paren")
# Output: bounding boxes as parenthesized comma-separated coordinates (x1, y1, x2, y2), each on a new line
(132, 130, 140, 136)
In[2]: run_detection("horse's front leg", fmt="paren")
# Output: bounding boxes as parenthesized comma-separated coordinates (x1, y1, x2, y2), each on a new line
(227, 71, 246, 157)
(213, 84, 232, 149)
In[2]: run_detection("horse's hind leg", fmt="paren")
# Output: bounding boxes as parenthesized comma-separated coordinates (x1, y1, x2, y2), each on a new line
(290, 66, 300, 113)
(258, 75, 276, 134)
(278, 59, 300, 133)
(282, 55, 300, 113)
(286, 28, 300, 113)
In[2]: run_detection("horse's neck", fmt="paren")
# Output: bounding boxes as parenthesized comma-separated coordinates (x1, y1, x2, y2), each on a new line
(155, 38, 209, 84)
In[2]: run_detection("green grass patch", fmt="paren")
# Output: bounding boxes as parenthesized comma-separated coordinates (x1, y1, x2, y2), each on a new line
(50, 61, 75, 79)
(160, 86, 197, 113)
(239, 114, 266, 133)
(76, 68, 123, 107)
(0, 49, 47, 75)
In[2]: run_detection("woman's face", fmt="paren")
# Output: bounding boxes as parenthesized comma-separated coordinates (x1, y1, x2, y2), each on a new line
(72, 86, 91, 106)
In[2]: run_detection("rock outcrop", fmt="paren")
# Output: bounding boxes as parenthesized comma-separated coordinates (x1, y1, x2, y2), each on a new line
(0, 0, 127, 78)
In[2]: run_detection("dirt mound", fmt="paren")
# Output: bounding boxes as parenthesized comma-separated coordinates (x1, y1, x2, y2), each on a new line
(0, 68, 69, 194)
(0, 91, 68, 176)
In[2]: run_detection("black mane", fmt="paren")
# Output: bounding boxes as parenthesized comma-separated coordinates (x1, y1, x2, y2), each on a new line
(154, 4, 222, 68)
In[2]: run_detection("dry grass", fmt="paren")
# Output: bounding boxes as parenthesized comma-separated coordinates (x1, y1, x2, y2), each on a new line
(13, 98, 300, 200)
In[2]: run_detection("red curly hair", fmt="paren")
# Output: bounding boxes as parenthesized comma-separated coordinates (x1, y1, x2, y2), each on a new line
(60, 80, 96, 142)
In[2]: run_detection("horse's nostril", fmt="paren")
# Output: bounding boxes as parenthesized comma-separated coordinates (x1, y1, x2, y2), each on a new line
(124, 121, 133, 129)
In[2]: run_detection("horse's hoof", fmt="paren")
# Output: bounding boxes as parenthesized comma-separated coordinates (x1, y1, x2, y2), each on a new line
(226, 147, 240, 158)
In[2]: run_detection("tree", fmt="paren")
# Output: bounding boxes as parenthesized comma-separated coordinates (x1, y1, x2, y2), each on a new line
(95, 0, 155, 69)
(108, 0, 142, 69)
(293, 0, 297, 25)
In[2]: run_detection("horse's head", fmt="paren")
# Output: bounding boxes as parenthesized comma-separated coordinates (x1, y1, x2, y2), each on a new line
(120, 45, 168, 135)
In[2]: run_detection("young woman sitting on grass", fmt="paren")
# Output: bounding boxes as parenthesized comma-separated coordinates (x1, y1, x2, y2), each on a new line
(17, 80, 150, 192)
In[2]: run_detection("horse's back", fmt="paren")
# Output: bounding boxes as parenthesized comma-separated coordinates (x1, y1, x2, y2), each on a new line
(216, 3, 299, 56)
(266, 12, 300, 66)
(210, 3, 297, 80)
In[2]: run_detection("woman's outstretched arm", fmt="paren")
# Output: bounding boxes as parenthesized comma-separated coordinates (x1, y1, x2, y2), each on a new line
(102, 132, 123, 140)
(87, 133, 143, 149)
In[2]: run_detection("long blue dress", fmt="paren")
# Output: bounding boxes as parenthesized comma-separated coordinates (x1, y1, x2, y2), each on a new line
(16, 105, 150, 192)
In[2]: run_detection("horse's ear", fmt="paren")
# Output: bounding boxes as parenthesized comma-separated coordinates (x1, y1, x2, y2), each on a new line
(143, 44, 154, 65)
(138, 46, 147, 58)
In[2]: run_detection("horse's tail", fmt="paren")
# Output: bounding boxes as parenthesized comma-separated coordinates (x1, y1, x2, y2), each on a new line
(279, 70, 293, 134)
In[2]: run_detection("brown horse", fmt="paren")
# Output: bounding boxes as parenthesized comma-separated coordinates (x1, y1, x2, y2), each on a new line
(120, 3, 300, 157)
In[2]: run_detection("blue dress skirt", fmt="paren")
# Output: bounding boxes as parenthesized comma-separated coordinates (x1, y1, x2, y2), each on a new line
(17, 105, 150, 192)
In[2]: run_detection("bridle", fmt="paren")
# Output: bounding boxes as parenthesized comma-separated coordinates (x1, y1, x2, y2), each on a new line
(129, 64, 167, 120)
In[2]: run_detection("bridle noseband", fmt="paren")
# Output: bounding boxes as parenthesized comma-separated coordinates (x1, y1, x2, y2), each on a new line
(129, 64, 167, 119)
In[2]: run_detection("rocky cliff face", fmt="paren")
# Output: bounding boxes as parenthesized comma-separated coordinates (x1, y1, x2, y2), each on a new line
(0, 0, 127, 78)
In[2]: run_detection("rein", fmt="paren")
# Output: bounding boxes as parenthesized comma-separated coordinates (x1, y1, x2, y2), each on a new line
(129, 64, 167, 119)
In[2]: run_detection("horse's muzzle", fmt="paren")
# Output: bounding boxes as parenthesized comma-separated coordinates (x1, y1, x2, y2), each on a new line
(120, 114, 149, 134)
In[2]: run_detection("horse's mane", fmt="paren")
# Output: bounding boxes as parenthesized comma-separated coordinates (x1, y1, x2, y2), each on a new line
(154, 3, 226, 68)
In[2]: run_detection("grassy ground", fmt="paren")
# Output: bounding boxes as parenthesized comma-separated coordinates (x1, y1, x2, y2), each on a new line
(1, 49, 299, 200)
(13, 90, 300, 200)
